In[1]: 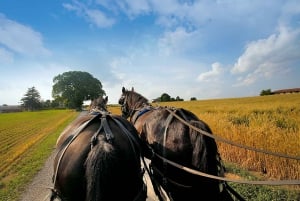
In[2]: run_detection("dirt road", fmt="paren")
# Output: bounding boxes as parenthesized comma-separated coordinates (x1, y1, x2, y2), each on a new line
(19, 151, 159, 201)
(19, 112, 161, 201)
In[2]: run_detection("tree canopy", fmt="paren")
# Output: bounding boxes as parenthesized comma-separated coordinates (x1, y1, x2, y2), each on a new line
(153, 93, 184, 102)
(20, 86, 41, 111)
(260, 89, 272, 96)
(52, 71, 105, 109)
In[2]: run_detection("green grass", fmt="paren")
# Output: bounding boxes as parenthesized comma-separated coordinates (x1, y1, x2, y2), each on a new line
(0, 110, 78, 201)
(225, 163, 300, 201)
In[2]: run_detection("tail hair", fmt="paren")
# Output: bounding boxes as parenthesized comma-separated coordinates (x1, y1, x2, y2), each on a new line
(189, 120, 219, 174)
(84, 135, 115, 201)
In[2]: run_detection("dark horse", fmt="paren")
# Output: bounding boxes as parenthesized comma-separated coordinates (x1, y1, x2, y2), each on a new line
(119, 87, 243, 201)
(51, 96, 147, 201)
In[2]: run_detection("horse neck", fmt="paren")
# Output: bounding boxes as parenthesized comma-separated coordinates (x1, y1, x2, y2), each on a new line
(128, 100, 149, 124)
(127, 92, 146, 110)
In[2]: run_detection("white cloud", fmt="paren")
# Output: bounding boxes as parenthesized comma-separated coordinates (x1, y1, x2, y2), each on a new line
(0, 47, 13, 63)
(158, 27, 199, 56)
(118, 0, 151, 17)
(85, 9, 115, 27)
(0, 14, 51, 57)
(231, 25, 300, 86)
(197, 62, 223, 82)
(63, 1, 115, 28)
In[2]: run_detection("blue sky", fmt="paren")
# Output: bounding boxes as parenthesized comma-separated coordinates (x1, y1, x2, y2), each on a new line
(0, 0, 299, 105)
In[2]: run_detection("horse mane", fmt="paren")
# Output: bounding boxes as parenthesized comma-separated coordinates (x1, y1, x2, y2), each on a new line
(126, 90, 149, 108)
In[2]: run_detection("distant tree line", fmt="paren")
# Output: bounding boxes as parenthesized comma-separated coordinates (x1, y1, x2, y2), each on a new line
(260, 88, 300, 96)
(260, 89, 272, 96)
(153, 93, 184, 102)
(20, 71, 105, 111)
(18, 71, 205, 111)
(153, 94, 198, 102)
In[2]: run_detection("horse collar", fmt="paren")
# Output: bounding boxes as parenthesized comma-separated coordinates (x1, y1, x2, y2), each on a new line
(131, 107, 151, 124)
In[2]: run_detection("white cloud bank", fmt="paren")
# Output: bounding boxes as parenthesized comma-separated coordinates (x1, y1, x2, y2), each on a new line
(63, 1, 115, 28)
(0, 14, 50, 58)
(197, 62, 223, 82)
(231, 25, 300, 86)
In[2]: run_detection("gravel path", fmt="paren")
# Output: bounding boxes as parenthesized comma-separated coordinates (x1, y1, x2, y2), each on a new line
(19, 112, 162, 201)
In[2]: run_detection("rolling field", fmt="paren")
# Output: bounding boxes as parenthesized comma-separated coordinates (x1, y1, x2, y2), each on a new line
(0, 110, 78, 201)
(109, 93, 300, 200)
(0, 93, 299, 201)
(155, 94, 300, 181)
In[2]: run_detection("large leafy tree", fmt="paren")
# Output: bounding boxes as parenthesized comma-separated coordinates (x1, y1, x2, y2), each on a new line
(20, 86, 41, 111)
(161, 93, 171, 102)
(52, 71, 105, 109)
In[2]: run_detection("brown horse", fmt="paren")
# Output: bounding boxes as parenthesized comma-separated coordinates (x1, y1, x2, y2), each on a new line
(119, 87, 243, 201)
(51, 96, 147, 201)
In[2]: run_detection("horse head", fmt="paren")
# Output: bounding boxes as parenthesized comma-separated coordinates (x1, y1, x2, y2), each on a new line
(90, 96, 108, 113)
(119, 87, 149, 119)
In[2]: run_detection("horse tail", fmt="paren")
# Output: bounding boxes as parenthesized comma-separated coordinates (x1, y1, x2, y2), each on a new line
(189, 120, 240, 201)
(84, 135, 115, 201)
(189, 120, 219, 173)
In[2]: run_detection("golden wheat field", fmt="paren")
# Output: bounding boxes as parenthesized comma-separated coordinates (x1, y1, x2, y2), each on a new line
(108, 93, 300, 181)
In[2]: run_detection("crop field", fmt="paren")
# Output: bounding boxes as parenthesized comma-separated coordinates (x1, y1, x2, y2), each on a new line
(0, 109, 78, 200)
(109, 94, 300, 180)
(108, 93, 300, 200)
(0, 93, 299, 201)
(154, 94, 300, 181)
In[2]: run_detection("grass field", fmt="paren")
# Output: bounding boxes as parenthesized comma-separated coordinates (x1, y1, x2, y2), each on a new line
(0, 93, 299, 201)
(0, 109, 78, 201)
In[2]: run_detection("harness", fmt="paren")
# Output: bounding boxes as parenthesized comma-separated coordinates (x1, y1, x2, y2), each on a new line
(50, 111, 147, 201)
(129, 105, 244, 201)
(132, 106, 152, 124)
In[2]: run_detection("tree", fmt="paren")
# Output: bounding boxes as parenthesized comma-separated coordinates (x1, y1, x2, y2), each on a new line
(52, 71, 105, 110)
(175, 96, 184, 101)
(260, 89, 272, 96)
(161, 93, 171, 102)
(20, 86, 41, 111)
(190, 97, 197, 101)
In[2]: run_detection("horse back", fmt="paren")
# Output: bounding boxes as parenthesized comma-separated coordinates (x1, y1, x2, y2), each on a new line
(56, 114, 95, 148)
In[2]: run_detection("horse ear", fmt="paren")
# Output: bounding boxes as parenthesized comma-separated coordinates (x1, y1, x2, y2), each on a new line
(131, 87, 134, 91)
(104, 96, 108, 103)
(122, 87, 125, 93)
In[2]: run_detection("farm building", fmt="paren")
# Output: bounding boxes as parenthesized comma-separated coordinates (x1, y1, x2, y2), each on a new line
(272, 88, 300, 94)
(0, 105, 22, 113)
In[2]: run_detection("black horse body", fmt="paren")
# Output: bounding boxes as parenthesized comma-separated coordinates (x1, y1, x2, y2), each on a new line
(119, 87, 238, 201)
(51, 98, 146, 201)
